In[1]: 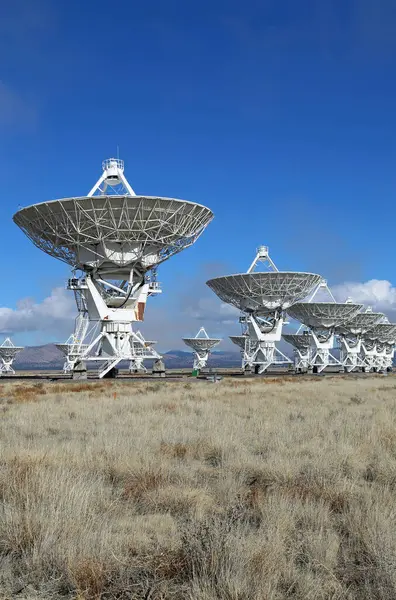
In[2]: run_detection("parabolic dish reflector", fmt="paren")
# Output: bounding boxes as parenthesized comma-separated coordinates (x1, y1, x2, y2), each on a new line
(55, 344, 70, 356)
(229, 335, 247, 349)
(283, 334, 312, 350)
(364, 323, 396, 342)
(287, 302, 363, 329)
(206, 272, 322, 313)
(13, 196, 213, 275)
(56, 343, 89, 356)
(335, 312, 384, 336)
(182, 338, 221, 352)
(0, 346, 23, 360)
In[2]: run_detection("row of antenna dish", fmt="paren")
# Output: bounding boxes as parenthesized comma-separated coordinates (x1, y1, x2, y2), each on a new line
(8, 158, 394, 377)
(204, 245, 395, 374)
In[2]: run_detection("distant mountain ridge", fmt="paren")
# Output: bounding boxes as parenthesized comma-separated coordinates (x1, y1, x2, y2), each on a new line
(14, 344, 65, 369)
(13, 344, 242, 370)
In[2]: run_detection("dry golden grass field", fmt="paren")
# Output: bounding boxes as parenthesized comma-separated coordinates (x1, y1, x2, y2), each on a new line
(1, 375, 396, 599)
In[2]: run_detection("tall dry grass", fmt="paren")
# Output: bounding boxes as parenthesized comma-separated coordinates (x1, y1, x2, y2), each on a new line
(1, 375, 396, 599)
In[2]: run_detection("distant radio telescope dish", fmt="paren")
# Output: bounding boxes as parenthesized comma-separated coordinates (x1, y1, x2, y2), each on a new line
(56, 343, 89, 357)
(287, 302, 363, 374)
(365, 323, 396, 343)
(229, 335, 248, 349)
(182, 327, 221, 372)
(55, 343, 70, 356)
(335, 311, 384, 336)
(282, 332, 313, 372)
(0, 339, 24, 361)
(182, 337, 221, 353)
(283, 333, 312, 351)
(287, 302, 363, 329)
(206, 272, 322, 313)
(206, 244, 323, 374)
(0, 338, 24, 375)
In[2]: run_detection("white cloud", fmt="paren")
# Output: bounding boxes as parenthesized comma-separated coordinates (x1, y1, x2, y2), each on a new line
(332, 279, 396, 319)
(183, 296, 239, 323)
(0, 287, 75, 337)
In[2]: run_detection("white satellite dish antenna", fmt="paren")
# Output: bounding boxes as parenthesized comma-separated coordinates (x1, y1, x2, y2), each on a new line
(182, 327, 221, 372)
(283, 272, 387, 374)
(287, 302, 363, 373)
(128, 331, 160, 374)
(207, 245, 322, 374)
(335, 309, 384, 372)
(229, 335, 249, 350)
(56, 337, 90, 373)
(0, 338, 24, 375)
(361, 320, 396, 373)
(282, 332, 313, 372)
(14, 158, 213, 378)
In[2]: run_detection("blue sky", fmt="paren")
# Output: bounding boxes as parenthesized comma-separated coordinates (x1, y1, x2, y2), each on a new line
(1, 0, 396, 349)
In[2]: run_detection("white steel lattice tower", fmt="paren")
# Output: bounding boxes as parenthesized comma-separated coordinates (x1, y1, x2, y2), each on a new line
(0, 338, 24, 375)
(14, 158, 213, 378)
(182, 327, 221, 371)
(207, 246, 323, 374)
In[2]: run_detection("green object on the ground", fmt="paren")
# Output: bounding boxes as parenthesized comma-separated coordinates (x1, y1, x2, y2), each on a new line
(192, 369, 199, 377)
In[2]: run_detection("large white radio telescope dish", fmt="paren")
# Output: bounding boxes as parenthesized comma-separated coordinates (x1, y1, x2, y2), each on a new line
(335, 311, 384, 336)
(288, 302, 363, 329)
(206, 272, 322, 313)
(13, 157, 213, 378)
(365, 323, 396, 343)
(14, 196, 213, 279)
